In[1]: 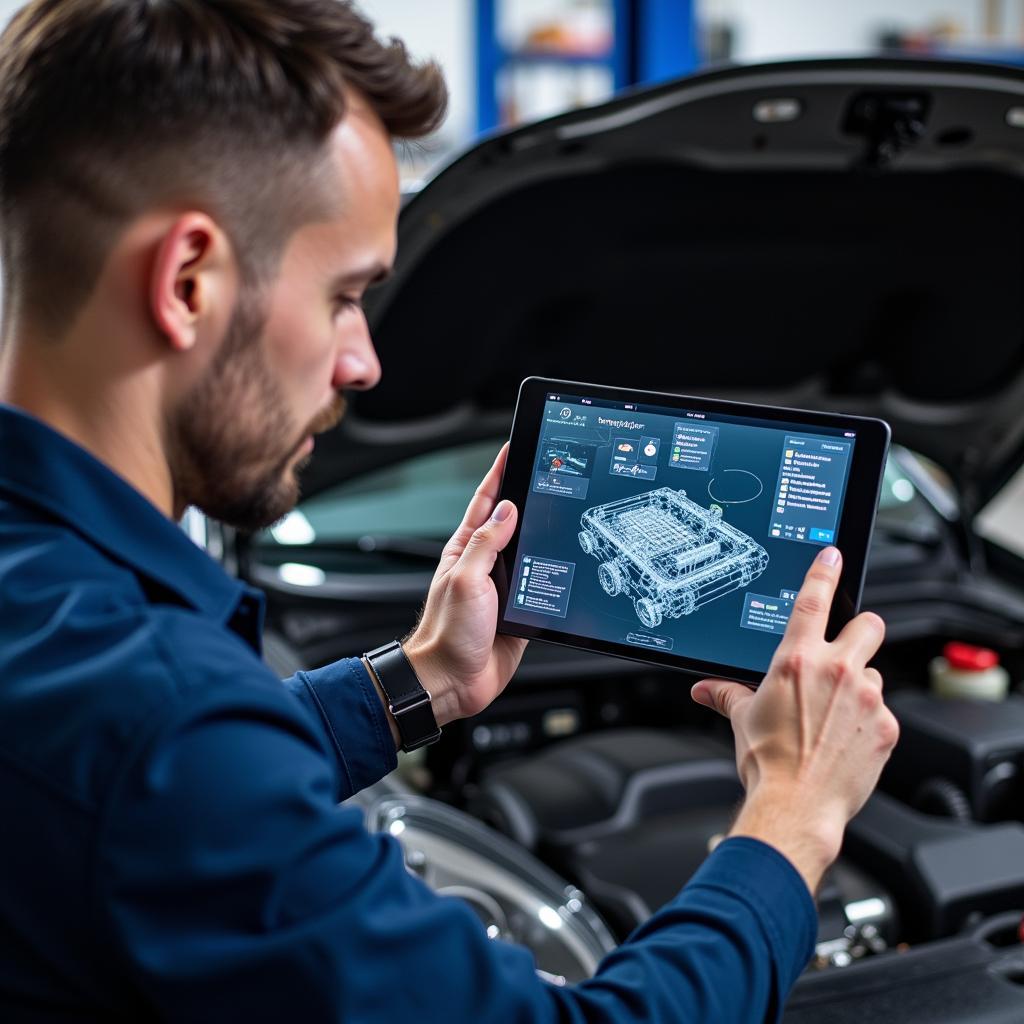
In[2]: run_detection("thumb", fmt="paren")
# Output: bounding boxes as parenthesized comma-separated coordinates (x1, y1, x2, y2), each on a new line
(458, 500, 518, 577)
(691, 678, 754, 720)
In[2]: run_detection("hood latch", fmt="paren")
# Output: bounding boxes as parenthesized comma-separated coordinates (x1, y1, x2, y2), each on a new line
(842, 91, 931, 171)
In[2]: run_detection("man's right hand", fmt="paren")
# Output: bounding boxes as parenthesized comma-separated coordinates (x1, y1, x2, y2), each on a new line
(690, 545, 899, 894)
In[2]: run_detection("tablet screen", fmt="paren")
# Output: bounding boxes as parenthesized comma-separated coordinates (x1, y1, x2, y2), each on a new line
(503, 388, 863, 676)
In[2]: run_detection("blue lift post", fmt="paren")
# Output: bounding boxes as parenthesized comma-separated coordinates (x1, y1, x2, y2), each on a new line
(632, 0, 699, 85)
(931, 44, 1024, 67)
(475, 0, 500, 137)
(475, 0, 699, 135)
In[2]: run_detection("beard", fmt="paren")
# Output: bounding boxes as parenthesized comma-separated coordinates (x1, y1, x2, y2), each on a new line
(169, 287, 346, 533)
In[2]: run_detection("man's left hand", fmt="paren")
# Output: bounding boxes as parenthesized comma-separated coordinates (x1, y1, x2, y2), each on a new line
(401, 443, 527, 727)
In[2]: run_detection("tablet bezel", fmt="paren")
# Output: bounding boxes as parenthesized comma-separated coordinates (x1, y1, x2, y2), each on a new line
(493, 376, 891, 686)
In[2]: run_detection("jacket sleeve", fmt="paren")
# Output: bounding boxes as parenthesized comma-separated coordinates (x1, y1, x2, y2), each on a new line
(97, 672, 816, 1024)
(282, 656, 397, 799)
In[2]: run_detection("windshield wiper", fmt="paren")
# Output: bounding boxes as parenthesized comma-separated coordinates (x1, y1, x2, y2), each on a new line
(266, 534, 443, 562)
(350, 534, 444, 560)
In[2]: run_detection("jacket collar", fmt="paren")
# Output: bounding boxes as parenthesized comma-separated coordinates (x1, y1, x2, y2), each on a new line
(0, 403, 261, 633)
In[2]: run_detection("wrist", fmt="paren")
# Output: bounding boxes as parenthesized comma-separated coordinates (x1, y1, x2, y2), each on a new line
(363, 656, 402, 751)
(401, 631, 460, 728)
(728, 784, 844, 894)
(362, 639, 443, 753)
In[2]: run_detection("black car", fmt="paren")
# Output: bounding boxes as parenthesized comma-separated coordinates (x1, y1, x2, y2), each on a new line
(224, 57, 1024, 1020)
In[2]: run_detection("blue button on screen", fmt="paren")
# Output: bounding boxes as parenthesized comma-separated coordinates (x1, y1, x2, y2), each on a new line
(810, 528, 834, 543)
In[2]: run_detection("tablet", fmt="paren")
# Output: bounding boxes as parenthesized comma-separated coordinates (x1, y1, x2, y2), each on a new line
(494, 377, 891, 685)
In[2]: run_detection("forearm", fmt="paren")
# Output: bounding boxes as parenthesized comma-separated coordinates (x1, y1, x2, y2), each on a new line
(283, 657, 397, 799)
(104, 694, 816, 1024)
(584, 837, 818, 1023)
(728, 784, 842, 895)
(285, 637, 463, 785)
(361, 657, 402, 750)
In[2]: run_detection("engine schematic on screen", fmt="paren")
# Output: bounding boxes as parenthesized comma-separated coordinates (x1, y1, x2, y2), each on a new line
(577, 487, 769, 629)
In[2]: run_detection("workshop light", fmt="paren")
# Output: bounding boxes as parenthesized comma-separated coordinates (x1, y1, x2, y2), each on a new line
(753, 98, 802, 123)
(270, 510, 316, 545)
(891, 478, 915, 503)
(538, 905, 564, 931)
(845, 897, 887, 924)
(277, 562, 326, 587)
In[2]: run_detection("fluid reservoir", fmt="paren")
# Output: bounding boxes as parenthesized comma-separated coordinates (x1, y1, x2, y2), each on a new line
(929, 642, 1010, 701)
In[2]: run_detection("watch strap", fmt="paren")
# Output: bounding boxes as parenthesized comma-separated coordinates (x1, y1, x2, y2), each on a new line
(364, 640, 441, 752)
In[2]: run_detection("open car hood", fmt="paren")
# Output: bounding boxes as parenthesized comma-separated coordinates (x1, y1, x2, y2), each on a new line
(304, 57, 1024, 517)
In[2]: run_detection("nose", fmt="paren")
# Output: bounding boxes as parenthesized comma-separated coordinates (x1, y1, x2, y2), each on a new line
(332, 321, 382, 392)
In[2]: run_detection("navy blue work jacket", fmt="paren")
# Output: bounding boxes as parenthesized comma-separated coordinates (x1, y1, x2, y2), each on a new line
(0, 403, 816, 1022)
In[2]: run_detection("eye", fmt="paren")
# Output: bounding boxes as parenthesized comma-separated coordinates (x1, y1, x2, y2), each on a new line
(333, 294, 363, 316)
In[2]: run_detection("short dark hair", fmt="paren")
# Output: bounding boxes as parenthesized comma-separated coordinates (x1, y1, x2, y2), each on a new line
(0, 0, 447, 333)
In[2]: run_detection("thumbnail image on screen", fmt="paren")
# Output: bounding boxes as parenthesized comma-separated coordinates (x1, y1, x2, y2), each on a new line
(505, 395, 856, 674)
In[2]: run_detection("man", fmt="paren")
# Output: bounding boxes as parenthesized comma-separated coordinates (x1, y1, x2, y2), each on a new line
(0, 1, 898, 1021)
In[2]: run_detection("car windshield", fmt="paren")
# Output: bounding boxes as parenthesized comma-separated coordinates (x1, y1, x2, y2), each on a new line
(253, 440, 941, 564)
(253, 439, 500, 556)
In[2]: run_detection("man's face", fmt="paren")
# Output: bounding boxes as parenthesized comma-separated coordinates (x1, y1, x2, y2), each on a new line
(171, 105, 399, 531)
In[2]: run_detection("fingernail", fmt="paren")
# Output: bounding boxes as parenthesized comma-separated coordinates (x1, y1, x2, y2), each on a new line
(818, 545, 841, 566)
(490, 500, 512, 522)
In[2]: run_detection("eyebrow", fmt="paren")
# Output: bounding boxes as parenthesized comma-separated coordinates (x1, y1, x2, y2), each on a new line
(330, 262, 393, 292)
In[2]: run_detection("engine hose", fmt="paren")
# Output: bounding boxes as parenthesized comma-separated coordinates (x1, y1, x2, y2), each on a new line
(913, 777, 973, 823)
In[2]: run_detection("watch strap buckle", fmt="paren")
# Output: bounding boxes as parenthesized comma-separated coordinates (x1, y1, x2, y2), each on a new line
(388, 688, 432, 717)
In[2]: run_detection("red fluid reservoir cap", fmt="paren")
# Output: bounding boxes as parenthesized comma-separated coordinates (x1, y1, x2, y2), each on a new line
(944, 642, 999, 672)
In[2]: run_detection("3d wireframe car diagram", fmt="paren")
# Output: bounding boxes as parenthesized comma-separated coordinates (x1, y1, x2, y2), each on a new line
(578, 487, 769, 629)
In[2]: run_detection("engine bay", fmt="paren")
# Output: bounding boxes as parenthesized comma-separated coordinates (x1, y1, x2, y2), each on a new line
(318, 619, 1024, 1018)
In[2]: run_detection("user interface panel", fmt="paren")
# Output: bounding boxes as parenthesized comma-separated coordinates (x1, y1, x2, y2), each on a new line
(504, 391, 857, 675)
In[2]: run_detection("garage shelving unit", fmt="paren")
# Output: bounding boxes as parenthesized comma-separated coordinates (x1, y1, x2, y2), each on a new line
(475, 0, 699, 133)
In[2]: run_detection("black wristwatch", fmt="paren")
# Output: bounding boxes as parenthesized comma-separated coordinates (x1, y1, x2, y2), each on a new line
(364, 640, 441, 752)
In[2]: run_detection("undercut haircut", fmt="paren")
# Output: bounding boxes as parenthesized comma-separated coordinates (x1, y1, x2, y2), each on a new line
(0, 0, 447, 334)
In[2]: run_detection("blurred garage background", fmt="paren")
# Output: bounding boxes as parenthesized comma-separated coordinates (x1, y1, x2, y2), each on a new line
(3, 0, 1020, 541)
(149, 0, 1024, 547)
(2, 0, 1019, 181)
(220, 0, 1024, 205)
(0, 0, 1020, 536)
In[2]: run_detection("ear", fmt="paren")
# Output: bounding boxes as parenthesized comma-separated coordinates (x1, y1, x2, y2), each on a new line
(149, 213, 233, 352)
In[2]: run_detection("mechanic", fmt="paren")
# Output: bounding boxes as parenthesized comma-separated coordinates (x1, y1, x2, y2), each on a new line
(0, 2, 899, 1021)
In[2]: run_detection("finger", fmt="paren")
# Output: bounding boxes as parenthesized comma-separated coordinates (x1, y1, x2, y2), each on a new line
(454, 499, 518, 579)
(833, 610, 886, 665)
(459, 443, 510, 534)
(864, 667, 883, 688)
(782, 546, 842, 645)
(437, 444, 510, 573)
(691, 679, 755, 720)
